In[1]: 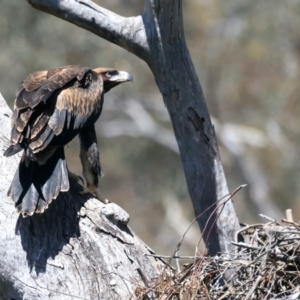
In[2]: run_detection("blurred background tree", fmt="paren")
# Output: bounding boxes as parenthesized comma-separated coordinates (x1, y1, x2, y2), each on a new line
(1, 0, 300, 256)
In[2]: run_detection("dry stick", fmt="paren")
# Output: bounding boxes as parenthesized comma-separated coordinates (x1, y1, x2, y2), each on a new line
(244, 270, 265, 300)
(292, 241, 300, 257)
(281, 219, 300, 227)
(235, 223, 268, 243)
(286, 209, 294, 222)
(145, 254, 205, 259)
(231, 241, 259, 250)
(196, 198, 228, 257)
(263, 267, 276, 300)
(163, 184, 246, 269)
(195, 184, 247, 258)
(271, 230, 300, 235)
(183, 187, 244, 283)
(197, 204, 249, 285)
(178, 265, 194, 283)
(175, 250, 180, 272)
(259, 214, 276, 222)
(232, 220, 300, 299)
(147, 185, 246, 298)
(217, 287, 234, 300)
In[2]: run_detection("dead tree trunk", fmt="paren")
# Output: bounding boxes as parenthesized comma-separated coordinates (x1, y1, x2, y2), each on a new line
(0, 93, 165, 299)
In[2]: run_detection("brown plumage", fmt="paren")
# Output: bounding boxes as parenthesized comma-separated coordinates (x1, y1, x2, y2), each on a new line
(4, 65, 132, 216)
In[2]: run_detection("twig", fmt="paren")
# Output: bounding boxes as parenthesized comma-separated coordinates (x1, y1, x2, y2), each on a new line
(259, 214, 276, 222)
(286, 209, 294, 222)
(175, 250, 180, 272)
(195, 184, 247, 257)
(244, 270, 265, 300)
(231, 241, 259, 250)
(145, 254, 205, 259)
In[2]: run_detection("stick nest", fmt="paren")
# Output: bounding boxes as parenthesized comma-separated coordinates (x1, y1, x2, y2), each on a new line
(136, 216, 300, 299)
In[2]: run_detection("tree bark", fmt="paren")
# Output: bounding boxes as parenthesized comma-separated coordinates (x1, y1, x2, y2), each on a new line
(0, 93, 165, 299)
(26, 0, 240, 256)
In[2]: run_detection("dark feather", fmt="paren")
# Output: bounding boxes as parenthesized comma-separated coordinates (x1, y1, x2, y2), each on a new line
(14, 117, 27, 133)
(30, 125, 53, 150)
(29, 88, 55, 108)
(10, 147, 69, 216)
(23, 71, 47, 92)
(22, 89, 34, 105)
(15, 89, 29, 110)
(11, 126, 21, 144)
(33, 129, 55, 153)
(3, 144, 23, 157)
(48, 108, 66, 135)
(30, 115, 49, 139)
(20, 108, 32, 123)
(46, 66, 88, 91)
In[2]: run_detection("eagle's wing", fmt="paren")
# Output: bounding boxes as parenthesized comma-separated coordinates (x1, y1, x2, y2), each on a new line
(6, 65, 103, 158)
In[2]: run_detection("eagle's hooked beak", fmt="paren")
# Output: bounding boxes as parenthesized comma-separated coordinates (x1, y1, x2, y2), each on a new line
(112, 71, 133, 83)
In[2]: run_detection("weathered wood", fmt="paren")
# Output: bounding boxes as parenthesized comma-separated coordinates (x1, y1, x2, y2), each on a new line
(141, 1, 240, 256)
(26, 0, 240, 256)
(0, 93, 164, 299)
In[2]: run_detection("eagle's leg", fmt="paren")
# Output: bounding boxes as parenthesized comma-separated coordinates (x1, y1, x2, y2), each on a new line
(79, 126, 109, 204)
(68, 169, 84, 185)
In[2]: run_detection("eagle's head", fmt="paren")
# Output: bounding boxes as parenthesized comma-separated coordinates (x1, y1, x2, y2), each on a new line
(93, 68, 133, 93)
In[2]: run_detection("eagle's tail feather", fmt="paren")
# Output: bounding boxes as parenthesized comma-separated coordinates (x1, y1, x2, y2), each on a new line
(3, 144, 23, 157)
(8, 147, 69, 217)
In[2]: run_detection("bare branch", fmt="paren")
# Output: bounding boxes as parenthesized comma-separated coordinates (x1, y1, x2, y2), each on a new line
(26, 0, 148, 57)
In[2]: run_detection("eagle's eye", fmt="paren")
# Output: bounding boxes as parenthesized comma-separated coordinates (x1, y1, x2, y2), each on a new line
(105, 72, 112, 78)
